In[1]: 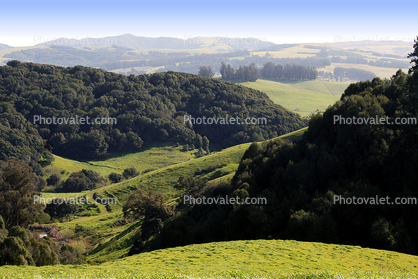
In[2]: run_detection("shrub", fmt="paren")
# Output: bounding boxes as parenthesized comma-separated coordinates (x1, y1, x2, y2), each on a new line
(123, 167, 139, 179)
(47, 174, 61, 186)
(109, 172, 123, 183)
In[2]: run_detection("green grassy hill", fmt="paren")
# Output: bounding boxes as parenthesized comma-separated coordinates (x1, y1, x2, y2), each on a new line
(43, 142, 196, 181)
(236, 79, 349, 116)
(1, 239, 417, 278)
(38, 129, 307, 260)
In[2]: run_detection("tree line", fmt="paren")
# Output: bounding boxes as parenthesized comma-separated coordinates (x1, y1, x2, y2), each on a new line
(332, 67, 376, 81)
(218, 62, 317, 81)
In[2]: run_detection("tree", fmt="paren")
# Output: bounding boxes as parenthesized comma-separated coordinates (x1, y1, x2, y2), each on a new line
(123, 189, 173, 240)
(46, 174, 61, 186)
(408, 36, 418, 73)
(44, 199, 78, 219)
(109, 172, 123, 183)
(123, 189, 172, 221)
(194, 134, 203, 149)
(60, 170, 103, 192)
(198, 66, 214, 77)
(220, 62, 227, 79)
(261, 62, 276, 79)
(123, 167, 139, 179)
(126, 131, 143, 150)
(241, 63, 260, 82)
(197, 147, 205, 157)
(316, 49, 329, 57)
(202, 136, 210, 151)
(61, 172, 92, 192)
(0, 158, 44, 229)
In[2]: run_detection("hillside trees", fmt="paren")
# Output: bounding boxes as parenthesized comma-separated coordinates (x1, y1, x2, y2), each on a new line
(0, 158, 44, 229)
(220, 61, 317, 81)
(0, 62, 306, 160)
(0, 105, 48, 175)
(261, 62, 317, 80)
(0, 225, 83, 266)
(220, 62, 259, 81)
(333, 67, 376, 81)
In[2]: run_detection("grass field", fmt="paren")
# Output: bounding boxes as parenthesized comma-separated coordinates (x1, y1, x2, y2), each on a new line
(1, 239, 417, 278)
(43, 142, 196, 181)
(236, 79, 349, 117)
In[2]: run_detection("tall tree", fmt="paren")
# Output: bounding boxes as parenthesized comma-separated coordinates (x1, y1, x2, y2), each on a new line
(202, 136, 210, 151)
(198, 66, 214, 77)
(408, 36, 418, 73)
(0, 158, 43, 229)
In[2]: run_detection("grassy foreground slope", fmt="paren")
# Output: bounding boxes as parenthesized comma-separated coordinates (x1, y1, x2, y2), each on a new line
(236, 79, 349, 116)
(1, 239, 417, 278)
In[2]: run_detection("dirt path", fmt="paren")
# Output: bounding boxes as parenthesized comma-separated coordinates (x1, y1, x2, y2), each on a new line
(321, 81, 335, 95)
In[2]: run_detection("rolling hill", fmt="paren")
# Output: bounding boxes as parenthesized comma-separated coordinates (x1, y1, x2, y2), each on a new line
(36, 34, 275, 51)
(235, 79, 350, 116)
(0, 239, 417, 278)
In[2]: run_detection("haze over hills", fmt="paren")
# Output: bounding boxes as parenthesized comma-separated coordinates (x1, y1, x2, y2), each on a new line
(329, 39, 414, 54)
(0, 36, 410, 81)
(36, 33, 275, 51)
(0, 43, 12, 50)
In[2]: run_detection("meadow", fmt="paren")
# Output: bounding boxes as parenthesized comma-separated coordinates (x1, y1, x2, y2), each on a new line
(43, 142, 196, 181)
(1, 239, 417, 278)
(236, 79, 349, 117)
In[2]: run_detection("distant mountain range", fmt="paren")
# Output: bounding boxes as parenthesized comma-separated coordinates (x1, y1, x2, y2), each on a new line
(36, 33, 275, 51)
(0, 44, 12, 50)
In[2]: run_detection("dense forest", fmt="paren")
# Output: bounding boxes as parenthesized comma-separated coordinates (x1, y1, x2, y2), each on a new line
(130, 46, 418, 256)
(0, 61, 306, 161)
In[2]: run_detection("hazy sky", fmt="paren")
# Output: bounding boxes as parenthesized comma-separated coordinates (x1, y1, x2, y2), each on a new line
(1, 0, 416, 47)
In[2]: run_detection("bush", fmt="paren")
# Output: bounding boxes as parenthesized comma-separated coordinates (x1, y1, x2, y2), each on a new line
(44, 199, 78, 219)
(47, 174, 61, 186)
(109, 172, 123, 183)
(60, 170, 104, 192)
(123, 167, 139, 179)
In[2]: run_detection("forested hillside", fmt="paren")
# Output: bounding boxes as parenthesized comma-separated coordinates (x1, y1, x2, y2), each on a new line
(0, 61, 306, 161)
(141, 67, 418, 256)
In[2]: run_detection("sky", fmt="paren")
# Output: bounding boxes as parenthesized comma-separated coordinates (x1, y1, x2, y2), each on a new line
(1, 0, 416, 47)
